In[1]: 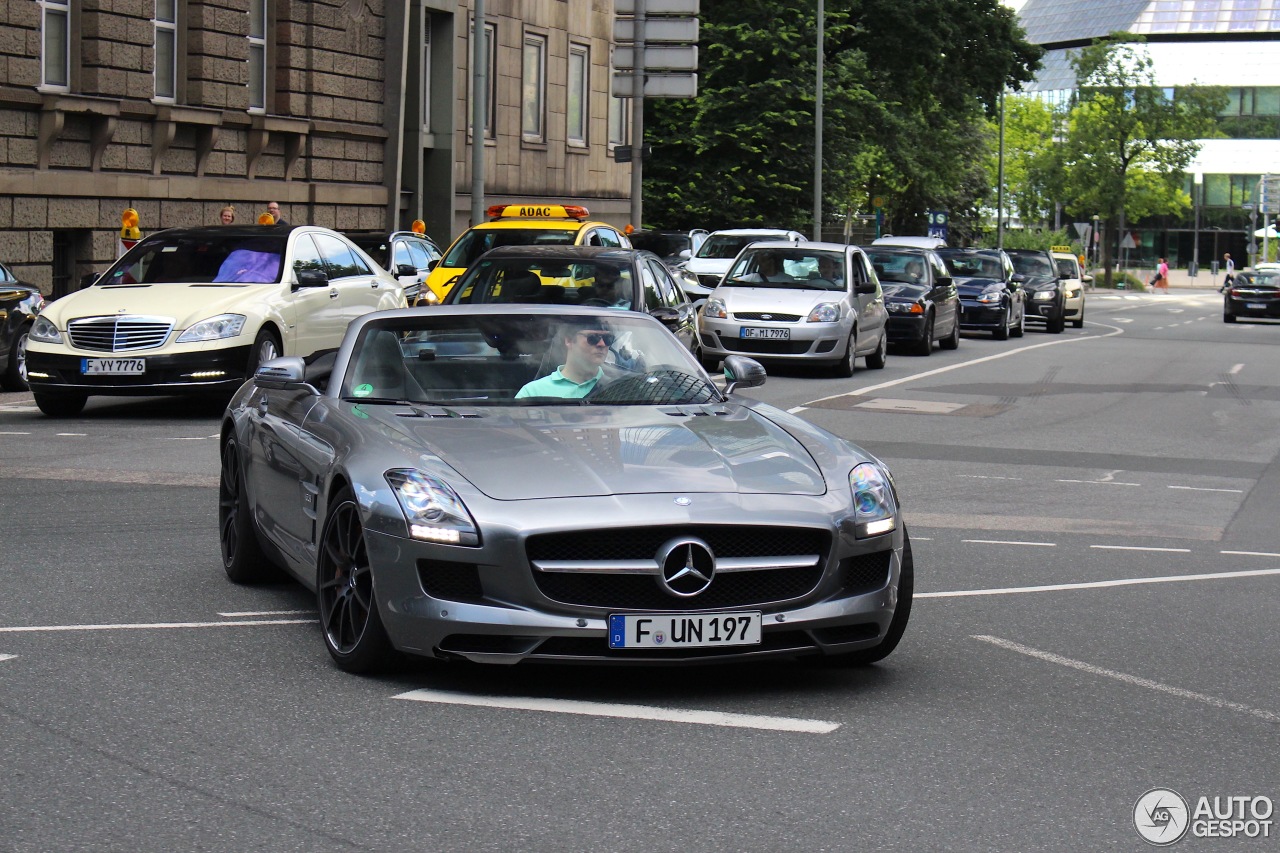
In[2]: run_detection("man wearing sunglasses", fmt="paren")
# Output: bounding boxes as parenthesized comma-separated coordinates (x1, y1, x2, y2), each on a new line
(516, 319, 616, 399)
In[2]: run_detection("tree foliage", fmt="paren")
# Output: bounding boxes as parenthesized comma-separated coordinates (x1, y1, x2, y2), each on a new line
(642, 0, 1041, 235)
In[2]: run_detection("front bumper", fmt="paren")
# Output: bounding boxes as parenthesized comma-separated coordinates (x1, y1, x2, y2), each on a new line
(364, 499, 904, 665)
(697, 316, 851, 362)
(885, 312, 929, 344)
(26, 345, 252, 395)
(1024, 293, 1064, 324)
(958, 301, 1005, 329)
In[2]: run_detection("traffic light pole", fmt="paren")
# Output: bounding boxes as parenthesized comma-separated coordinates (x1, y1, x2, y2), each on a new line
(629, 0, 646, 229)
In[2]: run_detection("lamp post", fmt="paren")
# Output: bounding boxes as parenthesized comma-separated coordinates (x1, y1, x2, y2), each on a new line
(1091, 214, 1099, 272)
(1191, 172, 1202, 277)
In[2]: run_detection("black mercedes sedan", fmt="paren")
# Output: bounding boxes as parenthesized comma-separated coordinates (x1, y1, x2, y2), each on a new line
(1223, 270, 1280, 322)
(936, 248, 1025, 340)
(443, 245, 699, 353)
(864, 246, 961, 355)
(0, 260, 46, 391)
(1006, 249, 1066, 333)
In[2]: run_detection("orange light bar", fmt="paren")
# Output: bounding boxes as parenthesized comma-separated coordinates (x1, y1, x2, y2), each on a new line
(258, 212, 276, 225)
(411, 219, 426, 234)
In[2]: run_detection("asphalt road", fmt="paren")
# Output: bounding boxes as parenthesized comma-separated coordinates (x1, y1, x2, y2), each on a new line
(1, 288, 1277, 852)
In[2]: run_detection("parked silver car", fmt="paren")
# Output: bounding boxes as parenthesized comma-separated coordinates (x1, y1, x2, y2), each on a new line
(696, 242, 888, 376)
(218, 305, 912, 673)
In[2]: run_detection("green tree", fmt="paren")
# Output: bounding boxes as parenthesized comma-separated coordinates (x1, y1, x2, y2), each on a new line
(1059, 34, 1226, 285)
(642, 0, 1041, 236)
(995, 95, 1067, 228)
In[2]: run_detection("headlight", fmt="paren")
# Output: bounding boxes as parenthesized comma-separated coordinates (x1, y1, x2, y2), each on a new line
(386, 469, 479, 546)
(1032, 289, 1056, 301)
(807, 302, 841, 323)
(29, 315, 62, 343)
(1064, 288, 1080, 299)
(704, 297, 728, 319)
(176, 314, 246, 342)
(849, 462, 898, 538)
(976, 292, 1002, 304)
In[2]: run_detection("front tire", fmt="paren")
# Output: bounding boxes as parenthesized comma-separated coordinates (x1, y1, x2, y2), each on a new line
(913, 315, 934, 356)
(1010, 305, 1025, 338)
(247, 327, 282, 375)
(828, 527, 914, 666)
(832, 333, 857, 378)
(1072, 308, 1084, 329)
(32, 390, 87, 417)
(318, 487, 396, 674)
(1, 325, 30, 391)
(993, 308, 1010, 341)
(1047, 308, 1065, 334)
(865, 331, 887, 369)
(939, 315, 960, 350)
(1224, 311, 1237, 323)
(219, 438, 279, 583)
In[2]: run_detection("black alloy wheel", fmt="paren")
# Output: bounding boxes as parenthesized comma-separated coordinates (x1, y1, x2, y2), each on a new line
(219, 438, 277, 583)
(318, 488, 395, 673)
(1, 325, 30, 391)
(913, 314, 934, 356)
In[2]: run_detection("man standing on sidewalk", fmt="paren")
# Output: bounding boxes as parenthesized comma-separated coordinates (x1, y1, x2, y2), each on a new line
(1220, 253, 1234, 292)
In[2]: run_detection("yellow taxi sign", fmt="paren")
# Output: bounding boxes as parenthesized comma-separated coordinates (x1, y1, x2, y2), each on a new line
(1050, 245, 1073, 253)
(487, 203, 589, 221)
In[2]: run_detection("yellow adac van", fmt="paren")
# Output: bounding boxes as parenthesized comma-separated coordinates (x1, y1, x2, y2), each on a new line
(24, 224, 405, 417)
(422, 204, 631, 303)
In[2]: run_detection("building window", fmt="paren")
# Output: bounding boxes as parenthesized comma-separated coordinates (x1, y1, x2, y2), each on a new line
(522, 32, 547, 142)
(567, 43, 589, 147)
(468, 20, 496, 138)
(1148, 0, 1180, 32)
(608, 49, 628, 147)
(1231, 0, 1260, 30)
(40, 0, 70, 90)
(248, 0, 266, 111)
(155, 0, 177, 101)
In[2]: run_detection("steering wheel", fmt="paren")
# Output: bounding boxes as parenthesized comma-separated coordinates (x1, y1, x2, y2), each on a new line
(588, 369, 716, 404)
(580, 298, 611, 307)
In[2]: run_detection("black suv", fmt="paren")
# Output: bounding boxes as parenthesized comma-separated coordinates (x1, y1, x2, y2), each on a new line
(1005, 249, 1066, 333)
(342, 230, 443, 305)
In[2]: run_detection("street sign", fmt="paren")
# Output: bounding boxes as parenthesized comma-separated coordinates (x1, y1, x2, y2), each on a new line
(615, 0, 699, 13)
(1120, 231, 1137, 250)
(612, 144, 651, 163)
(613, 45, 698, 71)
(1074, 221, 1091, 239)
(613, 17, 699, 43)
(612, 72, 698, 98)
(926, 209, 949, 242)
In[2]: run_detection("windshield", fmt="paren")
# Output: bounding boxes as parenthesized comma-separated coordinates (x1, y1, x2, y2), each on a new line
(938, 252, 1003, 280)
(696, 235, 763, 260)
(722, 248, 847, 291)
(340, 312, 719, 406)
(629, 232, 690, 257)
(100, 233, 286, 285)
(1010, 254, 1054, 277)
(447, 258, 634, 309)
(441, 228, 576, 267)
(1054, 258, 1078, 278)
(866, 250, 928, 284)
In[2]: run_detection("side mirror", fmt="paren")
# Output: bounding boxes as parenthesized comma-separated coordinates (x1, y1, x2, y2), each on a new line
(678, 248, 692, 259)
(295, 269, 328, 289)
(937, 275, 953, 288)
(426, 259, 439, 271)
(722, 354, 766, 393)
(856, 281, 878, 295)
(650, 306, 681, 326)
(254, 357, 318, 393)
(1082, 274, 1094, 283)
(79, 272, 100, 289)
(396, 264, 417, 277)
(1011, 273, 1026, 283)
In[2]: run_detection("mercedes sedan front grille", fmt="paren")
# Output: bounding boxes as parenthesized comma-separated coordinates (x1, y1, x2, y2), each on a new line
(67, 315, 175, 352)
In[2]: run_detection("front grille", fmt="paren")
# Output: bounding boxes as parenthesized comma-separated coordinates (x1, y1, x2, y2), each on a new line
(67, 315, 174, 352)
(842, 550, 892, 595)
(528, 526, 829, 610)
(533, 630, 818, 660)
(417, 559, 485, 603)
(733, 312, 801, 322)
(811, 623, 880, 645)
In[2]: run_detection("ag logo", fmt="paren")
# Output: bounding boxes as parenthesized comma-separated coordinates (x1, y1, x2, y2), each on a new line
(1134, 788, 1190, 845)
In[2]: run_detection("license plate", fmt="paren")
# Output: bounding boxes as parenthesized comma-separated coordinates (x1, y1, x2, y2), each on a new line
(608, 612, 762, 649)
(82, 358, 145, 375)
(1247, 303, 1266, 310)
(740, 327, 789, 340)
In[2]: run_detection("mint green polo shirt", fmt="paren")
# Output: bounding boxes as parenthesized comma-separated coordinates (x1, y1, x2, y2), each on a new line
(515, 366, 604, 399)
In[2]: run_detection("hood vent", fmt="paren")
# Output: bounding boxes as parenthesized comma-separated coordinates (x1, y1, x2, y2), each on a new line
(397, 406, 483, 419)
(659, 405, 729, 418)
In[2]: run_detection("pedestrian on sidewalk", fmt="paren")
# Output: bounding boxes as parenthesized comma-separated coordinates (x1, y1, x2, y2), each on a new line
(1155, 257, 1169, 293)
(1220, 253, 1234, 292)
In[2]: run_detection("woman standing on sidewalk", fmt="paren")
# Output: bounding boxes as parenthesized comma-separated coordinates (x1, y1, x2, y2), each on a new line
(1155, 257, 1170, 293)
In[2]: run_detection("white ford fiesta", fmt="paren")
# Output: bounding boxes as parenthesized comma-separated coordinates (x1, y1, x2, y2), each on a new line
(25, 225, 404, 416)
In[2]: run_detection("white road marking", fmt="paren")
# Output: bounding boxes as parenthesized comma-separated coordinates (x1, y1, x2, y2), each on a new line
(958, 474, 1023, 481)
(217, 609, 316, 617)
(394, 688, 841, 734)
(0, 618, 314, 633)
(0, 431, 31, 435)
(0, 653, 16, 662)
(165, 436, 210, 441)
(55, 433, 86, 437)
(1230, 363, 1244, 374)
(916, 567, 1280, 598)
(793, 321, 1126, 412)
(973, 635, 1280, 723)
(1056, 478, 1141, 487)
(1221, 550, 1280, 558)
(1109, 317, 1134, 323)
(961, 539, 1056, 547)
(1090, 544, 1190, 553)
(854, 398, 967, 414)
(1168, 485, 1244, 494)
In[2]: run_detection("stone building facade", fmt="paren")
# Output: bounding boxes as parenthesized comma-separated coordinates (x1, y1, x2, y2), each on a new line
(0, 0, 632, 297)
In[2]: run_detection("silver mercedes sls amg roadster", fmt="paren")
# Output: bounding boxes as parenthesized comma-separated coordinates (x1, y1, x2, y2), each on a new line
(218, 305, 912, 673)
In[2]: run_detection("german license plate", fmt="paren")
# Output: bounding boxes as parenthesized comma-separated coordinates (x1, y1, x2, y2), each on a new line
(82, 358, 145, 375)
(1247, 303, 1266, 310)
(608, 612, 761, 649)
(741, 327, 789, 340)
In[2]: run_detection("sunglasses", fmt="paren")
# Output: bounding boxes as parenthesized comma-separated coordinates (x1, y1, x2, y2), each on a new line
(578, 332, 616, 346)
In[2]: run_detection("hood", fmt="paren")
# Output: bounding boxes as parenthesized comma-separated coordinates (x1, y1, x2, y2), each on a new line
(1020, 276, 1059, 292)
(718, 286, 844, 314)
(684, 257, 735, 276)
(40, 282, 283, 330)
(368, 404, 827, 500)
(954, 276, 1007, 295)
(880, 282, 928, 301)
